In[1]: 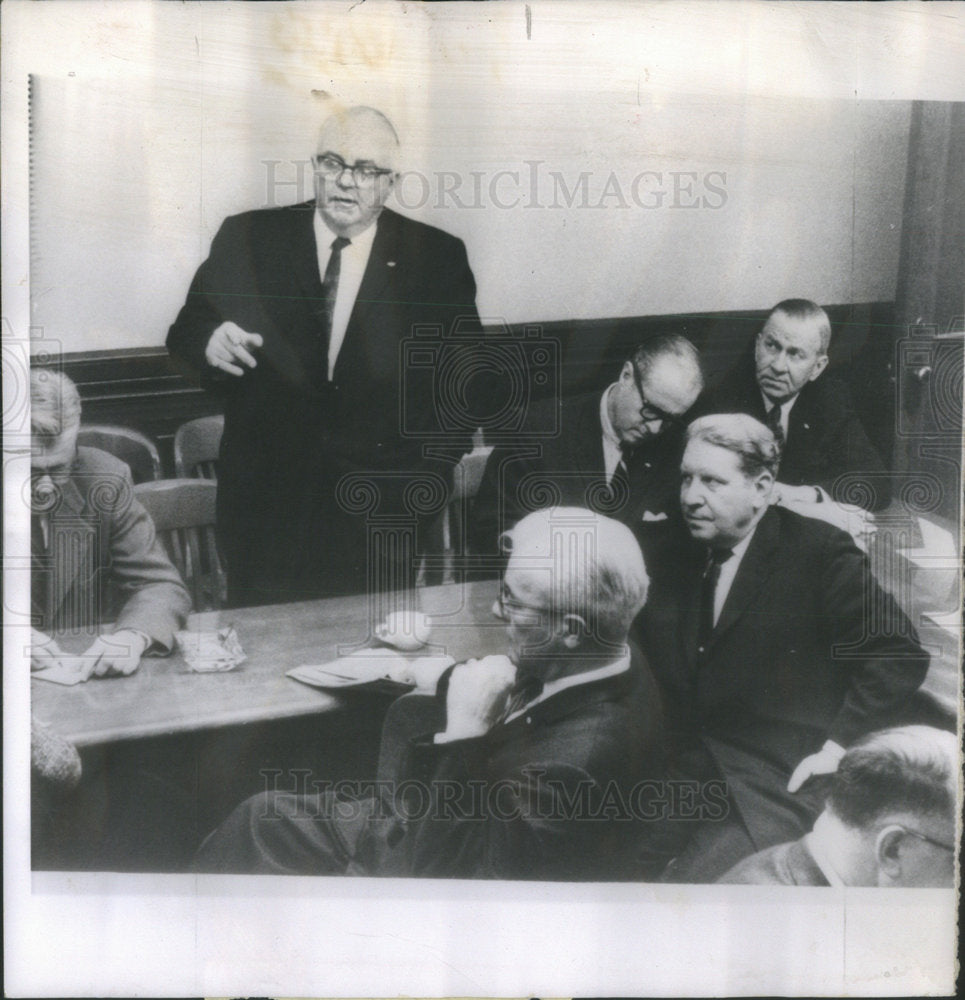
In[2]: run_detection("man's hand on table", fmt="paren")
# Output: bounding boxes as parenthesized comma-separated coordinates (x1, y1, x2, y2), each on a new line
(434, 655, 517, 744)
(204, 321, 263, 377)
(80, 629, 151, 680)
(30, 629, 66, 672)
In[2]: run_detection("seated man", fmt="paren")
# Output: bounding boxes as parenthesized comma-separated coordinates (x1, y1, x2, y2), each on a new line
(720, 726, 957, 887)
(194, 507, 666, 880)
(29, 370, 190, 679)
(696, 299, 888, 515)
(470, 334, 703, 568)
(638, 413, 928, 882)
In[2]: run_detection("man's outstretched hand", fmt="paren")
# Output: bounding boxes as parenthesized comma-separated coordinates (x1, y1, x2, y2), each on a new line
(204, 321, 263, 376)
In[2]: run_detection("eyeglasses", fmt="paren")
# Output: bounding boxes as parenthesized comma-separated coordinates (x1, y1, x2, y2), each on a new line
(313, 153, 394, 186)
(632, 369, 684, 427)
(895, 826, 956, 853)
(497, 581, 549, 622)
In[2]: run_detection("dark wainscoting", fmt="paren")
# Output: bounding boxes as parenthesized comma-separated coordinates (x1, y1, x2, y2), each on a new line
(47, 300, 896, 476)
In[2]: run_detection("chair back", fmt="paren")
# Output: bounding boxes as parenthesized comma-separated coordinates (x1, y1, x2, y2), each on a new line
(418, 445, 493, 586)
(77, 424, 162, 484)
(134, 478, 224, 610)
(174, 415, 224, 480)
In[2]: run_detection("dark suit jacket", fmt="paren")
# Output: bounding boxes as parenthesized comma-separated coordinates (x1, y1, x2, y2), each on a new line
(718, 836, 829, 885)
(166, 204, 481, 602)
(357, 647, 667, 880)
(471, 391, 684, 562)
(638, 506, 928, 851)
(32, 447, 190, 649)
(696, 355, 890, 509)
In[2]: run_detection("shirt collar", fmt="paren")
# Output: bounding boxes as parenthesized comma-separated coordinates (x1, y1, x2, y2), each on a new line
(760, 390, 799, 418)
(313, 210, 379, 258)
(804, 830, 845, 887)
(600, 384, 621, 446)
(504, 652, 631, 724)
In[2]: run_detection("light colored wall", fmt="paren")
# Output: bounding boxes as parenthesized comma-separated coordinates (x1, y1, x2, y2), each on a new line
(27, 4, 911, 354)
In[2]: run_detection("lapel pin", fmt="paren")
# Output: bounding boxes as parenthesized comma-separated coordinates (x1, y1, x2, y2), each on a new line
(387, 261, 396, 267)
(803, 423, 810, 430)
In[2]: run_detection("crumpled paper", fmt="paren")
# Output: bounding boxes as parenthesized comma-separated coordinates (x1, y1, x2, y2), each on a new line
(175, 624, 247, 673)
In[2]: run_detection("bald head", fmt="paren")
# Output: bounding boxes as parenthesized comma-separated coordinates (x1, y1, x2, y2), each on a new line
(313, 106, 400, 238)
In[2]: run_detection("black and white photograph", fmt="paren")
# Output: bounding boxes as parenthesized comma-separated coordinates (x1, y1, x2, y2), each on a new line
(3, 1, 962, 996)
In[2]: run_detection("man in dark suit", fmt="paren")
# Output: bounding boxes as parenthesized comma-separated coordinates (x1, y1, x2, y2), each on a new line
(697, 299, 889, 511)
(638, 413, 928, 882)
(470, 334, 703, 568)
(166, 106, 482, 606)
(194, 508, 666, 880)
(29, 371, 190, 679)
(720, 725, 957, 887)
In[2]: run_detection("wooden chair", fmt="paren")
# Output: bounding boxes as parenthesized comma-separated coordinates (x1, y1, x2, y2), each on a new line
(174, 414, 224, 480)
(77, 424, 162, 485)
(418, 444, 494, 586)
(134, 479, 225, 610)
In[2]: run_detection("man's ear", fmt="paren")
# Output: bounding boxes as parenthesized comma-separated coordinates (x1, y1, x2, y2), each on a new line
(752, 470, 774, 510)
(808, 354, 829, 382)
(561, 613, 587, 649)
(620, 361, 636, 385)
(874, 825, 906, 882)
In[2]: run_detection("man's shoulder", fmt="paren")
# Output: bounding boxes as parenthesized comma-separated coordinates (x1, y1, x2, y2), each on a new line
(718, 837, 827, 885)
(217, 201, 314, 232)
(74, 445, 133, 479)
(378, 207, 468, 250)
(768, 503, 861, 555)
(797, 371, 857, 418)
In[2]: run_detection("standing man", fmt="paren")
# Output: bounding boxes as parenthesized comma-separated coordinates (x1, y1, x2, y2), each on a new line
(697, 299, 888, 511)
(639, 413, 927, 882)
(194, 508, 666, 879)
(471, 334, 703, 565)
(167, 106, 482, 606)
(29, 370, 190, 679)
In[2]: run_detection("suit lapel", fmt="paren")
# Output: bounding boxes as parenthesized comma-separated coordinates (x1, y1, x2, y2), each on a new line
(710, 508, 780, 644)
(332, 211, 400, 383)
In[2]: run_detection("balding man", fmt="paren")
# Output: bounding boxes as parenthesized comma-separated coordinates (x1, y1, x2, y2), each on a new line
(29, 370, 190, 679)
(697, 299, 888, 511)
(638, 413, 927, 882)
(720, 726, 957, 887)
(194, 508, 665, 879)
(471, 334, 703, 566)
(167, 106, 482, 606)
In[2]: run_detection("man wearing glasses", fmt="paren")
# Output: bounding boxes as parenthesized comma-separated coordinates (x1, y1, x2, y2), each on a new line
(720, 726, 957, 886)
(194, 508, 666, 879)
(167, 106, 481, 605)
(471, 333, 703, 568)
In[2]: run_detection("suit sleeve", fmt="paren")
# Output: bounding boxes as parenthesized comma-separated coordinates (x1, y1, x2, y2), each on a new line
(821, 528, 928, 745)
(818, 384, 890, 509)
(397, 734, 614, 880)
(109, 468, 192, 652)
(165, 216, 242, 378)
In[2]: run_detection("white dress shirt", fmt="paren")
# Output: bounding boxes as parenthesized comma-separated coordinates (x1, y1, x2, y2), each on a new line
(313, 212, 379, 379)
(712, 523, 759, 626)
(599, 385, 623, 484)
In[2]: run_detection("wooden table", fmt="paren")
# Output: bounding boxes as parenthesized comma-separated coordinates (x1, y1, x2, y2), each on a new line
(32, 580, 505, 748)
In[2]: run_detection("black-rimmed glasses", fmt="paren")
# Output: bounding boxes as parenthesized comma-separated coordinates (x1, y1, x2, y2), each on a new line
(895, 826, 956, 853)
(497, 580, 549, 622)
(313, 153, 394, 186)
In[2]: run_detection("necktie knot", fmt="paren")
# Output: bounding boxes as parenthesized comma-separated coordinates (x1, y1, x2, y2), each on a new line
(331, 236, 350, 254)
(708, 546, 733, 568)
